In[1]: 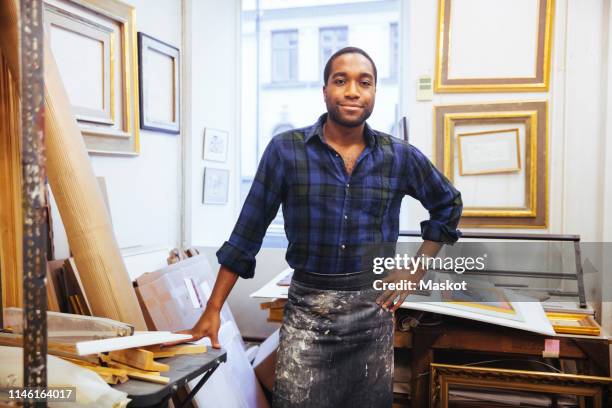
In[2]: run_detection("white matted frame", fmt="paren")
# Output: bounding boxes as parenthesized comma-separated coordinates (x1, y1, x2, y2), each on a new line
(202, 128, 229, 162)
(434, 0, 554, 93)
(44, 0, 140, 155)
(457, 128, 521, 176)
(138, 32, 180, 134)
(202, 167, 230, 205)
(433, 101, 548, 229)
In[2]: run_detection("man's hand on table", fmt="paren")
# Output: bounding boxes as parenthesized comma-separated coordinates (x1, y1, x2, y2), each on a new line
(164, 303, 222, 349)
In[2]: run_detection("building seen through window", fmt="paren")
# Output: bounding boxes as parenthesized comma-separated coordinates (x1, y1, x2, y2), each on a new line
(241, 0, 400, 229)
(271, 30, 299, 83)
(319, 26, 348, 73)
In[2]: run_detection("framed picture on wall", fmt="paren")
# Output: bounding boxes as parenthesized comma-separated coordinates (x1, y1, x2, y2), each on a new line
(202, 167, 229, 205)
(434, 0, 554, 92)
(457, 128, 521, 176)
(202, 128, 229, 162)
(138, 32, 180, 134)
(433, 101, 548, 228)
(43, 0, 140, 155)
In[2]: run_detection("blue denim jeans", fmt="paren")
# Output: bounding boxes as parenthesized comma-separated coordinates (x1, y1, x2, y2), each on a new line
(272, 271, 394, 407)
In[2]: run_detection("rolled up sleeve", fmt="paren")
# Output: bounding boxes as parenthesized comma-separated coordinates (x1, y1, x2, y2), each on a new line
(404, 144, 463, 244)
(216, 139, 285, 278)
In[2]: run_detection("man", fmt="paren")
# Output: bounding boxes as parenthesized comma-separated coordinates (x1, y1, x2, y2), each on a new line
(178, 47, 462, 407)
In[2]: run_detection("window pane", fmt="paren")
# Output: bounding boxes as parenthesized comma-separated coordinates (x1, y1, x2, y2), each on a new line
(241, 0, 400, 229)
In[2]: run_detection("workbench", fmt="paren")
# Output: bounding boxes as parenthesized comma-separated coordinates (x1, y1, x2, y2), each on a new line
(113, 348, 227, 407)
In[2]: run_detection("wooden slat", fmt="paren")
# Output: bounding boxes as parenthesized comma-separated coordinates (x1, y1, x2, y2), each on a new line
(260, 299, 287, 310)
(0, 51, 22, 309)
(109, 348, 170, 372)
(143, 344, 207, 356)
(106, 360, 160, 376)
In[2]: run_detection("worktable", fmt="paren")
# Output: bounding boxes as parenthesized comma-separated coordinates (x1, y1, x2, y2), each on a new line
(113, 348, 227, 407)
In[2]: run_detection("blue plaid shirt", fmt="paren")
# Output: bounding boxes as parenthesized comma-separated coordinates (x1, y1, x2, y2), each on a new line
(217, 114, 462, 278)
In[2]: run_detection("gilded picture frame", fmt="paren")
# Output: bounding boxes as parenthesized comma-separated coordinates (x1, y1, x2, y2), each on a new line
(457, 128, 521, 176)
(43, 0, 140, 155)
(546, 312, 601, 336)
(434, 0, 555, 93)
(433, 101, 548, 228)
(430, 363, 611, 408)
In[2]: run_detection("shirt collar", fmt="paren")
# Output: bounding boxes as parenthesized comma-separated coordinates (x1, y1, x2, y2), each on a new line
(305, 113, 378, 148)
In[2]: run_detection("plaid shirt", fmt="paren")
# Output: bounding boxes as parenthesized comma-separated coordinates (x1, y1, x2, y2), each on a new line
(217, 114, 462, 279)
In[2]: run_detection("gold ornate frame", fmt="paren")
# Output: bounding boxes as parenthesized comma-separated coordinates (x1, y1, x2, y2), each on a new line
(430, 363, 611, 408)
(546, 312, 601, 336)
(433, 101, 548, 228)
(457, 128, 521, 176)
(44, 0, 140, 155)
(434, 0, 555, 93)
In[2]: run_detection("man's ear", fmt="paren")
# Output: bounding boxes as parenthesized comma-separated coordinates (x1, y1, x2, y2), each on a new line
(322, 85, 327, 101)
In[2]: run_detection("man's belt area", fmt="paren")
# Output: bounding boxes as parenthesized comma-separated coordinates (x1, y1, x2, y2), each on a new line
(292, 269, 388, 291)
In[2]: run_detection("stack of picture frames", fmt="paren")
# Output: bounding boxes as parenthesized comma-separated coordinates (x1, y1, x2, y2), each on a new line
(432, 0, 554, 228)
(43, 0, 141, 155)
(43, 0, 183, 154)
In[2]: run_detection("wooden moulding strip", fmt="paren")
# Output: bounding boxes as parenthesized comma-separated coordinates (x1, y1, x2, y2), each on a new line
(143, 344, 207, 356)
(107, 361, 168, 384)
(106, 360, 160, 376)
(0, 333, 97, 364)
(0, 51, 23, 309)
(43, 35, 147, 330)
(109, 348, 170, 372)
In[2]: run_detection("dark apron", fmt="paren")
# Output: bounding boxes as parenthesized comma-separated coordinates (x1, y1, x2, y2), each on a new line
(272, 270, 394, 408)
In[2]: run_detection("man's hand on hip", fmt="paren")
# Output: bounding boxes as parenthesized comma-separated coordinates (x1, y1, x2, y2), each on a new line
(375, 267, 427, 312)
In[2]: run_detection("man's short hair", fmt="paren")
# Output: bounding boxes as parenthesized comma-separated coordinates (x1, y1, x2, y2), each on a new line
(323, 46, 378, 86)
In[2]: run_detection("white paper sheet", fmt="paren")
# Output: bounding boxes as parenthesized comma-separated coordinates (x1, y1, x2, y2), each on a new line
(76, 332, 192, 355)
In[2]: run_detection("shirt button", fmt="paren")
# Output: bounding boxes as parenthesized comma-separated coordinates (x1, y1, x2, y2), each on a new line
(346, 184, 350, 188)
(341, 244, 346, 250)
(335, 153, 339, 157)
(344, 215, 348, 220)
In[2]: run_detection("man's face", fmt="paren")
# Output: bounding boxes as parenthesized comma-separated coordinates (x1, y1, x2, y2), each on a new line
(323, 53, 376, 128)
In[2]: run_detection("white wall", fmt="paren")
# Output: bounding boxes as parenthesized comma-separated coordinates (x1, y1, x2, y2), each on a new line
(184, 0, 241, 249)
(89, 0, 183, 278)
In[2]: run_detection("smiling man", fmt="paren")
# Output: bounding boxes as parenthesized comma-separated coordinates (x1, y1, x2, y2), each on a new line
(180, 47, 462, 407)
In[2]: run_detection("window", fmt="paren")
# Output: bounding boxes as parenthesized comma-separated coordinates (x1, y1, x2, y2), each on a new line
(271, 30, 298, 83)
(320, 26, 348, 73)
(389, 22, 398, 79)
(241, 1, 400, 234)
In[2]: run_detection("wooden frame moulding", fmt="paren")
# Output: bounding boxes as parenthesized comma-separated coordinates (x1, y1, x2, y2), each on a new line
(433, 101, 548, 228)
(0, 53, 23, 308)
(456, 128, 521, 176)
(43, 0, 140, 155)
(430, 363, 612, 408)
(137, 32, 180, 134)
(434, 0, 555, 92)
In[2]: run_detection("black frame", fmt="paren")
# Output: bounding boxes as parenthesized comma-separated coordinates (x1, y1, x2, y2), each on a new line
(137, 32, 180, 134)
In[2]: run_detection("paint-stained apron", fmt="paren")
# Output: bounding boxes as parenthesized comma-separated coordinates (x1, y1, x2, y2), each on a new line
(272, 270, 394, 408)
